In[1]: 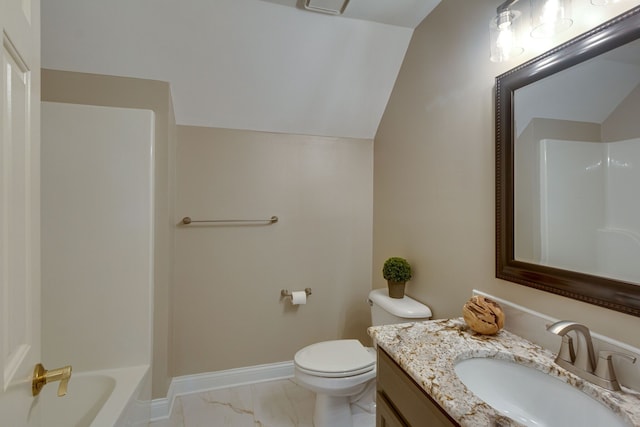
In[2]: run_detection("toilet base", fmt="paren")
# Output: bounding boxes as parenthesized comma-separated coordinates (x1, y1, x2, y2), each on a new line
(314, 394, 354, 427)
(312, 381, 376, 427)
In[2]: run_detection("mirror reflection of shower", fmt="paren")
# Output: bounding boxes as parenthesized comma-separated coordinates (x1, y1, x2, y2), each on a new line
(513, 36, 640, 285)
(517, 137, 640, 283)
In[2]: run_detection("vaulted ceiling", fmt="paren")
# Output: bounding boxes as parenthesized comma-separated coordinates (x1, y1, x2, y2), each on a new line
(41, 0, 440, 139)
(516, 41, 640, 136)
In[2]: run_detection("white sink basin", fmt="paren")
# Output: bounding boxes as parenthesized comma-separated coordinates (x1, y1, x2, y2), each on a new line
(454, 357, 628, 427)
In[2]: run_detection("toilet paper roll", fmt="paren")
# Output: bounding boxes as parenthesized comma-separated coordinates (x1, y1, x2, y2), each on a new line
(291, 291, 307, 305)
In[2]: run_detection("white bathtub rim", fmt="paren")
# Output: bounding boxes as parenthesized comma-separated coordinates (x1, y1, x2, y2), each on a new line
(76, 364, 149, 427)
(150, 360, 294, 421)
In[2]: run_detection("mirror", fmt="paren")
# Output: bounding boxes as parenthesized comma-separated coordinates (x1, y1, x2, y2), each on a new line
(496, 6, 640, 317)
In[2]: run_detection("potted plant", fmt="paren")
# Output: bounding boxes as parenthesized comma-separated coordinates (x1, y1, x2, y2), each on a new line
(382, 257, 412, 298)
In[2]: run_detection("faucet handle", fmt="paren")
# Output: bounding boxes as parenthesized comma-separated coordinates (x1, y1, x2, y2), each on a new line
(52, 366, 72, 396)
(594, 351, 637, 389)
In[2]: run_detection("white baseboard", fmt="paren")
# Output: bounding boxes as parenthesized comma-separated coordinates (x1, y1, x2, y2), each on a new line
(150, 360, 294, 421)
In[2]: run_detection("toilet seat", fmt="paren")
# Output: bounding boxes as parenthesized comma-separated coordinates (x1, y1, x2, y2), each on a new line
(294, 339, 375, 378)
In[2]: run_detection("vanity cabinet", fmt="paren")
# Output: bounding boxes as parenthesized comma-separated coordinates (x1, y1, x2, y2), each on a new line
(376, 348, 458, 427)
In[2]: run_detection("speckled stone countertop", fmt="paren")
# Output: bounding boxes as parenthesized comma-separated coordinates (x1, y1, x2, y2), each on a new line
(368, 318, 640, 427)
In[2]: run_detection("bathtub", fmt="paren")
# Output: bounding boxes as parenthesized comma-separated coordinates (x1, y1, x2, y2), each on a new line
(39, 365, 150, 427)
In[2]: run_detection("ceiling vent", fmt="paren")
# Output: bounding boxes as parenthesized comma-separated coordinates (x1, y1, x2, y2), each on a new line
(304, 0, 350, 15)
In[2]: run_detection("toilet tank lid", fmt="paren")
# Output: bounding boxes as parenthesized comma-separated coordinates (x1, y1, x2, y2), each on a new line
(368, 288, 432, 318)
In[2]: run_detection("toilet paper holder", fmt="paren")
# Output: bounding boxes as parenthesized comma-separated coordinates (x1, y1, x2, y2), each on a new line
(281, 288, 312, 298)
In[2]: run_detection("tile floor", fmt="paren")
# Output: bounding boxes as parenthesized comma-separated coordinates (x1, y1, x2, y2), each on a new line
(150, 378, 376, 427)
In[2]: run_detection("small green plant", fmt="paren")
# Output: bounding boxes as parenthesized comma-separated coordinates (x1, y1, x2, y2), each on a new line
(382, 257, 412, 283)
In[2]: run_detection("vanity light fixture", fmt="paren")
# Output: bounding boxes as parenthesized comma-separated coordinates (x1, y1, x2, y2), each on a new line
(490, 0, 525, 62)
(490, 0, 575, 62)
(530, 0, 573, 38)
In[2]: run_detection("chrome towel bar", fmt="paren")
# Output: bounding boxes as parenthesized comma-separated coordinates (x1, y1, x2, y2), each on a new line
(181, 216, 278, 225)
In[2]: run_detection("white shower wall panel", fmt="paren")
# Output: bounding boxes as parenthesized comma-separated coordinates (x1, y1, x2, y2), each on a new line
(540, 139, 604, 272)
(606, 138, 640, 231)
(599, 138, 640, 282)
(540, 138, 640, 282)
(41, 102, 154, 371)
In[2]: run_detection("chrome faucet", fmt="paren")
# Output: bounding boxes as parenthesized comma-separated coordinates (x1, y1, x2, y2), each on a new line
(547, 321, 636, 391)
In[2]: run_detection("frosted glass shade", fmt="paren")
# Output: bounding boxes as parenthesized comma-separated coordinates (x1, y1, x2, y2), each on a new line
(490, 10, 524, 62)
(530, 0, 573, 38)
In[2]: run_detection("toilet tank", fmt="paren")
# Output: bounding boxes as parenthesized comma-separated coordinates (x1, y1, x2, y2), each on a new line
(368, 288, 432, 326)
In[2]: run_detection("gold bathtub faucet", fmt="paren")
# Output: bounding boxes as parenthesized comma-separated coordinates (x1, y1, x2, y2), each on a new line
(32, 363, 72, 397)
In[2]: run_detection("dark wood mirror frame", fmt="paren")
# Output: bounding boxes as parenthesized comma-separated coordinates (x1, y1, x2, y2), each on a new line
(496, 5, 640, 317)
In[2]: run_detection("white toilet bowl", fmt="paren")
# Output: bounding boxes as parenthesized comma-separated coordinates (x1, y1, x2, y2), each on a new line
(294, 339, 376, 427)
(293, 289, 432, 427)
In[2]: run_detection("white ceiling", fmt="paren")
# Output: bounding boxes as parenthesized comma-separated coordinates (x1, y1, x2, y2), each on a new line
(41, 0, 440, 139)
(262, 0, 441, 28)
(516, 40, 640, 136)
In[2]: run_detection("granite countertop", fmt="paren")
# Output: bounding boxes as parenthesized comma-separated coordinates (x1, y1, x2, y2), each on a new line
(368, 318, 640, 427)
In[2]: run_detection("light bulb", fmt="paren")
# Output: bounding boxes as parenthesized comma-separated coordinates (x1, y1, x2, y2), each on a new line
(497, 24, 514, 53)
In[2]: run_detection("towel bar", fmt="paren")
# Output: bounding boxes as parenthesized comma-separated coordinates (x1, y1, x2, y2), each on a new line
(181, 216, 278, 225)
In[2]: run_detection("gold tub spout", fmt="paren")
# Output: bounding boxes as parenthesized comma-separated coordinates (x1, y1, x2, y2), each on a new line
(32, 363, 72, 397)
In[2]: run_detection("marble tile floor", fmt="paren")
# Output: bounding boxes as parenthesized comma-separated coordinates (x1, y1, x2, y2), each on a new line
(150, 378, 375, 427)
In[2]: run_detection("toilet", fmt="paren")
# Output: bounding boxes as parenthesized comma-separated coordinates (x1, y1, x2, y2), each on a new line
(293, 288, 432, 427)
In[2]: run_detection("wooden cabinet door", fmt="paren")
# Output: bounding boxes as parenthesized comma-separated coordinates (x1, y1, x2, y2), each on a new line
(376, 392, 407, 427)
(377, 348, 458, 427)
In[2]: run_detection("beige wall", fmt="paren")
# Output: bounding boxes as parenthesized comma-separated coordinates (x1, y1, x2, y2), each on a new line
(603, 83, 640, 142)
(173, 126, 373, 376)
(374, 0, 640, 348)
(41, 69, 177, 398)
(41, 71, 374, 392)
